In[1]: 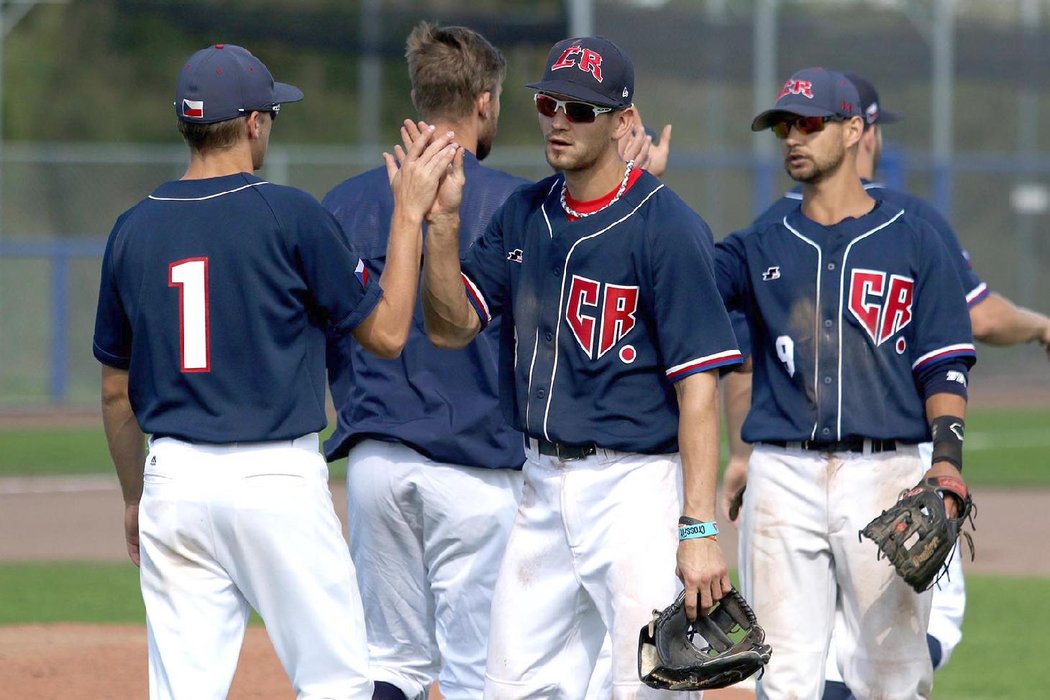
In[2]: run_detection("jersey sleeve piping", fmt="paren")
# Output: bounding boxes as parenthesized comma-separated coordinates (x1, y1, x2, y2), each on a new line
(93, 341, 130, 369)
(329, 281, 383, 336)
(665, 349, 743, 381)
(966, 282, 989, 307)
(911, 343, 976, 371)
(461, 272, 492, 328)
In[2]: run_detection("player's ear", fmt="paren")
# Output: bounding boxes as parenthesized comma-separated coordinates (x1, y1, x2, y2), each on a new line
(477, 90, 492, 120)
(245, 111, 262, 139)
(843, 115, 865, 148)
(612, 105, 636, 140)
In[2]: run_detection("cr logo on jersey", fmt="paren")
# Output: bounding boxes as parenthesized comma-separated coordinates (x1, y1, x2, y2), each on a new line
(550, 45, 604, 82)
(566, 275, 638, 360)
(848, 269, 914, 346)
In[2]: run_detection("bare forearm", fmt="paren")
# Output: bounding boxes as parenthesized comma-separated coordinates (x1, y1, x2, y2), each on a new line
(925, 392, 966, 424)
(101, 367, 145, 506)
(351, 209, 424, 358)
(970, 292, 1050, 346)
(723, 369, 753, 465)
(422, 212, 481, 348)
(677, 372, 721, 521)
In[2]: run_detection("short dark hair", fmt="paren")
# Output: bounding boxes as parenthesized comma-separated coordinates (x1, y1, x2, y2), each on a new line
(406, 22, 507, 122)
(177, 116, 246, 152)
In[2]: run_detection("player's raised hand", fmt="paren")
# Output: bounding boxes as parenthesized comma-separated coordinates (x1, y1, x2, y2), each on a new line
(385, 119, 460, 222)
(617, 121, 653, 170)
(397, 119, 465, 222)
(676, 538, 730, 621)
(617, 108, 672, 178)
(429, 146, 465, 224)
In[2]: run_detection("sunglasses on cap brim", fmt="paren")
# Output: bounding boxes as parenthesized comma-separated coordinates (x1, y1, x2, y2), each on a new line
(534, 93, 613, 124)
(770, 115, 843, 139)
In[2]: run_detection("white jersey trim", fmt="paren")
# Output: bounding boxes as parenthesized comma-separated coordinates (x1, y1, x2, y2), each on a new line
(540, 182, 665, 441)
(965, 282, 988, 304)
(836, 209, 906, 439)
(148, 181, 271, 201)
(665, 349, 744, 378)
(782, 218, 823, 441)
(911, 343, 977, 370)
(461, 272, 492, 326)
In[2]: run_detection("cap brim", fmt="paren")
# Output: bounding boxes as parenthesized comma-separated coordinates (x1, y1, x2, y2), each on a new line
(751, 105, 842, 132)
(274, 81, 304, 105)
(527, 79, 624, 108)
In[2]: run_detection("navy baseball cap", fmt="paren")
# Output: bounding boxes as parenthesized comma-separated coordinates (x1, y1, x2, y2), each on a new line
(175, 44, 304, 124)
(751, 67, 860, 132)
(843, 72, 902, 127)
(526, 36, 634, 109)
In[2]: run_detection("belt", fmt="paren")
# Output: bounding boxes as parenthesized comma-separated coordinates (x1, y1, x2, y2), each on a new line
(766, 438, 897, 454)
(534, 437, 597, 460)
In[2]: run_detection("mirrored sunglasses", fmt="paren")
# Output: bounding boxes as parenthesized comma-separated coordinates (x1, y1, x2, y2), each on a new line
(771, 115, 840, 139)
(534, 93, 613, 124)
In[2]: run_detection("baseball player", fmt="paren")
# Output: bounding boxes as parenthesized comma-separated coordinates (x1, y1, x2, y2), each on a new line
(322, 23, 525, 700)
(420, 36, 741, 698)
(715, 67, 976, 699)
(722, 71, 1050, 697)
(93, 43, 458, 700)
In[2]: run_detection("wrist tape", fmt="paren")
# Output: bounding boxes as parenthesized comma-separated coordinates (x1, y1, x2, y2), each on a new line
(930, 415, 965, 472)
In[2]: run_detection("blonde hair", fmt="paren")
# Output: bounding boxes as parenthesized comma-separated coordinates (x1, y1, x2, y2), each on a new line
(406, 21, 506, 121)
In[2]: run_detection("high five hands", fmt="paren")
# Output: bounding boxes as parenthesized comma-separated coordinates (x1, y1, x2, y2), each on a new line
(386, 119, 465, 224)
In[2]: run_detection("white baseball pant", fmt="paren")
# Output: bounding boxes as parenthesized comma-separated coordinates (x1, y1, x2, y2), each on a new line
(345, 439, 523, 700)
(739, 443, 933, 700)
(483, 443, 700, 700)
(822, 442, 966, 686)
(140, 434, 372, 700)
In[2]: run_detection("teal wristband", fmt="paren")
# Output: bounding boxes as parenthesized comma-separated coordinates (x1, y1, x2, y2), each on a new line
(678, 520, 719, 541)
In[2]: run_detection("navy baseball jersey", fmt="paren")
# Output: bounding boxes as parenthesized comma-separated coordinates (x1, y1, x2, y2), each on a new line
(323, 152, 528, 469)
(716, 200, 976, 444)
(93, 173, 381, 443)
(459, 170, 742, 454)
(755, 181, 989, 308)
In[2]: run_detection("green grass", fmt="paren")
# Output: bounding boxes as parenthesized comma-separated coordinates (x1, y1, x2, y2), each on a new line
(0, 562, 144, 624)
(0, 407, 1045, 487)
(0, 424, 347, 480)
(960, 408, 1050, 487)
(933, 575, 1050, 699)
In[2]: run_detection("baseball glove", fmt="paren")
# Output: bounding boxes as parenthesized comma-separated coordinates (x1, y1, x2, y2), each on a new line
(860, 475, 975, 593)
(638, 588, 772, 691)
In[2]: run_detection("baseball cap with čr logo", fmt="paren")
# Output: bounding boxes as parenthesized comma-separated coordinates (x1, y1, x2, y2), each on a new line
(751, 67, 860, 132)
(175, 44, 304, 124)
(526, 36, 634, 109)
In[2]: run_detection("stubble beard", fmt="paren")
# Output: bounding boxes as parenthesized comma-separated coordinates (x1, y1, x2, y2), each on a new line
(786, 141, 847, 185)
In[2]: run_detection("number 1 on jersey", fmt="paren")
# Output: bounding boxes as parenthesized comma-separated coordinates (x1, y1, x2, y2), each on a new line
(169, 258, 210, 372)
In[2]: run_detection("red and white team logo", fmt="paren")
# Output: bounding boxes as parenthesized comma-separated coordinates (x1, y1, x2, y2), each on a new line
(566, 275, 638, 360)
(550, 45, 604, 82)
(776, 79, 814, 101)
(848, 269, 914, 346)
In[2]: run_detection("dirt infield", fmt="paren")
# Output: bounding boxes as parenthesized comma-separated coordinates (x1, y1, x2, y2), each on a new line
(1, 476, 1047, 699)
(0, 625, 754, 699)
